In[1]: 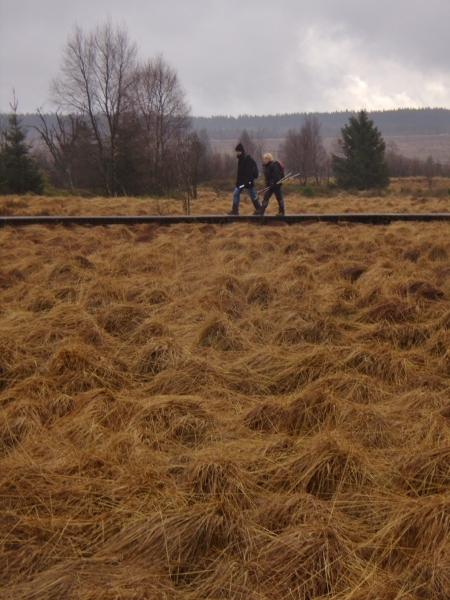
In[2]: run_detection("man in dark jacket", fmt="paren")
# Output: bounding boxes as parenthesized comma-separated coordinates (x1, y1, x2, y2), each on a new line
(255, 152, 285, 216)
(227, 143, 262, 215)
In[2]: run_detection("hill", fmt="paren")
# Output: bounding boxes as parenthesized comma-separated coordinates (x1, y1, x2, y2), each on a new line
(3, 107, 450, 140)
(192, 107, 450, 139)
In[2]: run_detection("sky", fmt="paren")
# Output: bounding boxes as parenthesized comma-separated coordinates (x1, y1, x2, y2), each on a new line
(1, 0, 450, 117)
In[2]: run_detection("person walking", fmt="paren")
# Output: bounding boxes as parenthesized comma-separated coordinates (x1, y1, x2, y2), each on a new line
(227, 143, 262, 215)
(256, 153, 285, 216)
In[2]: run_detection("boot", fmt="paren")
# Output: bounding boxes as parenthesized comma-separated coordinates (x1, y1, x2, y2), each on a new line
(227, 209, 239, 215)
(276, 209, 285, 217)
(259, 201, 269, 215)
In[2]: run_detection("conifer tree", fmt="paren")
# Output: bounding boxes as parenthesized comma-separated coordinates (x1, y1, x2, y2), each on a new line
(0, 100, 44, 194)
(331, 109, 390, 190)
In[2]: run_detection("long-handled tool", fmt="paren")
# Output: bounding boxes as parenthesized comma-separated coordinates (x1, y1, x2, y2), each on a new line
(256, 172, 301, 197)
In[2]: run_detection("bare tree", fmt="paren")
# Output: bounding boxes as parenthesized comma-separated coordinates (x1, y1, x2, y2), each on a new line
(239, 129, 258, 160)
(252, 128, 267, 166)
(305, 116, 327, 185)
(280, 116, 327, 185)
(51, 21, 137, 195)
(281, 128, 307, 184)
(35, 110, 84, 190)
(174, 131, 207, 214)
(132, 55, 191, 194)
(385, 141, 408, 177)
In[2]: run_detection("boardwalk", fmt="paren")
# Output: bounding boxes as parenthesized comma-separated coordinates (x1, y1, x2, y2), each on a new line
(2, 212, 450, 227)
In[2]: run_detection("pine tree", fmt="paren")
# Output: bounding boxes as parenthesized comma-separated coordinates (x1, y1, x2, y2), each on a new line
(331, 109, 390, 190)
(0, 101, 44, 194)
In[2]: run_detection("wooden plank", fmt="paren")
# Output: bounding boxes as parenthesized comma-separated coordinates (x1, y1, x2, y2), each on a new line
(2, 213, 450, 227)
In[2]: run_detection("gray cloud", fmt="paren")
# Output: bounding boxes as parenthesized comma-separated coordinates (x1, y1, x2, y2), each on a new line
(1, 0, 449, 116)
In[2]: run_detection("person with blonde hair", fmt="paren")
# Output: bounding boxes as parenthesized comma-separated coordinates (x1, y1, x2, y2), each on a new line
(255, 152, 285, 216)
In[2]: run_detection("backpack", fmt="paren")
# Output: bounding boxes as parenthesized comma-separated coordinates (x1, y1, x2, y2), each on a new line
(274, 160, 285, 179)
(249, 156, 259, 180)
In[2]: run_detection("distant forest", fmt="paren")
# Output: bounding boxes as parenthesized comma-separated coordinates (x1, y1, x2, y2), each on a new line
(191, 108, 450, 139)
(1, 107, 449, 141)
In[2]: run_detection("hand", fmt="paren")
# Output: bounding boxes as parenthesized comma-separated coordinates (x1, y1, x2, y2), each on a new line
(238, 184, 245, 189)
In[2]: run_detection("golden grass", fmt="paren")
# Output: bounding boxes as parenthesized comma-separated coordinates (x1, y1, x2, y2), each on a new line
(2, 187, 450, 598)
(1, 176, 450, 218)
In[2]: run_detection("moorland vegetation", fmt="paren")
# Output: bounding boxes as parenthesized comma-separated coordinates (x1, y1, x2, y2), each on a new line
(2, 186, 450, 598)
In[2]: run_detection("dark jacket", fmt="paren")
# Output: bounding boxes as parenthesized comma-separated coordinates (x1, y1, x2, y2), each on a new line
(236, 152, 255, 188)
(264, 160, 282, 187)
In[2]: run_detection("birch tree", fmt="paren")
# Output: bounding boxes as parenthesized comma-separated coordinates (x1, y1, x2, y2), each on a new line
(51, 21, 137, 195)
(132, 55, 191, 194)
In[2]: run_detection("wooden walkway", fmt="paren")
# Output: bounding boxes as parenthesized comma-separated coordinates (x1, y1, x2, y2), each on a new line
(2, 213, 450, 227)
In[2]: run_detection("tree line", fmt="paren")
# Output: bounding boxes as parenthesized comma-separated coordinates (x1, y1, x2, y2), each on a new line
(1, 20, 449, 199)
(192, 108, 450, 139)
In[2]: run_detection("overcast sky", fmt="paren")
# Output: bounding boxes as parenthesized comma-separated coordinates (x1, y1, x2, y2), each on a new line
(1, 0, 449, 117)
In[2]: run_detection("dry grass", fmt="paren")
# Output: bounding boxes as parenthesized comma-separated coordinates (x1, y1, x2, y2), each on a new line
(1, 175, 450, 218)
(2, 185, 450, 598)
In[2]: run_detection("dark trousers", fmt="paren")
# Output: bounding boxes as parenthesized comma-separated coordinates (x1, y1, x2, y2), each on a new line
(262, 185, 285, 213)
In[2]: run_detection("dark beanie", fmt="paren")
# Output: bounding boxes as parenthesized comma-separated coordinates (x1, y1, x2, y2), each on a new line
(235, 142, 244, 152)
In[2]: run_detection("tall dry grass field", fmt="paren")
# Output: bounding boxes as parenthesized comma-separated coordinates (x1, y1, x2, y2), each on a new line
(1, 176, 449, 217)
(2, 187, 450, 598)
